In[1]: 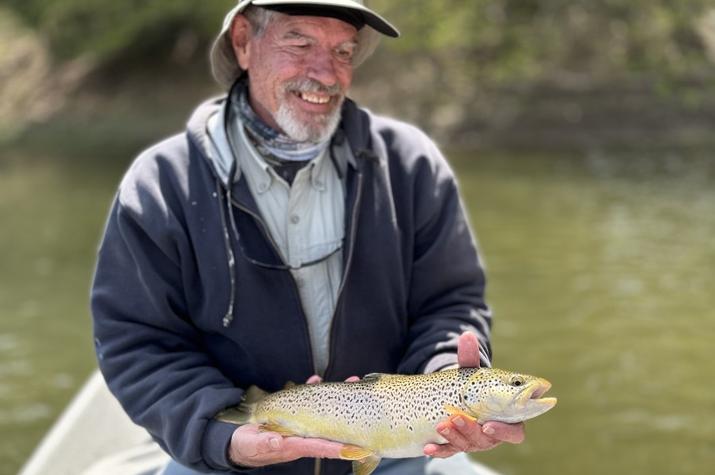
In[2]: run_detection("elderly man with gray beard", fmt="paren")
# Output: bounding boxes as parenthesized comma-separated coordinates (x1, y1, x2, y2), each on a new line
(90, 1, 525, 474)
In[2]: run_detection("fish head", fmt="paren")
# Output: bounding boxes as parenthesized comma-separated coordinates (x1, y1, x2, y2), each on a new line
(461, 368, 557, 424)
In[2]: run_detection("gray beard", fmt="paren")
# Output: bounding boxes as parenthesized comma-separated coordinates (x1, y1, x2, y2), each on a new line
(275, 96, 344, 143)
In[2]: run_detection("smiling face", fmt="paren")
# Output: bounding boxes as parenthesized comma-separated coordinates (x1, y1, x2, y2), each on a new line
(231, 10, 358, 142)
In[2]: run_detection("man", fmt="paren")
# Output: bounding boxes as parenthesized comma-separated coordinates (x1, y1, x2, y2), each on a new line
(91, 1, 525, 474)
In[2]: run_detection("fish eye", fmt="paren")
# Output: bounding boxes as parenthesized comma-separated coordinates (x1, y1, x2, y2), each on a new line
(510, 375, 525, 387)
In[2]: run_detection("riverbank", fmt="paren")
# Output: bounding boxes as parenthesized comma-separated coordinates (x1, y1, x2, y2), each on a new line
(5, 57, 715, 158)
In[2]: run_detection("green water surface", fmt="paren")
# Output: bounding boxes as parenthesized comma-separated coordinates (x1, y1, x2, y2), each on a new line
(1, 148, 713, 475)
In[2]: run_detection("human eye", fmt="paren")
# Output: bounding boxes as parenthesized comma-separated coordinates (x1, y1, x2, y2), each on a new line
(334, 43, 356, 63)
(284, 31, 312, 50)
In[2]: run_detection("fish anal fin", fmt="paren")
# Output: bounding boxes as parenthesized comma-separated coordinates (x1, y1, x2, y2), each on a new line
(339, 444, 374, 461)
(443, 404, 478, 423)
(351, 455, 381, 475)
(259, 422, 296, 437)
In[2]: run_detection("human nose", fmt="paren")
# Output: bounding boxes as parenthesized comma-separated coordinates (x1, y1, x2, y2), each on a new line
(305, 48, 338, 87)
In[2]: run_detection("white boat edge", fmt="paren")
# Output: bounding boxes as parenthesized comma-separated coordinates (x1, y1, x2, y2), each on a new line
(18, 369, 168, 475)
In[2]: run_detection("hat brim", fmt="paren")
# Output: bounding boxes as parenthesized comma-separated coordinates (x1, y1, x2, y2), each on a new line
(251, 0, 399, 38)
(209, 0, 398, 89)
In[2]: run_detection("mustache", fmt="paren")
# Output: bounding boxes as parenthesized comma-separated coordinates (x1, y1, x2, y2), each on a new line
(283, 78, 343, 96)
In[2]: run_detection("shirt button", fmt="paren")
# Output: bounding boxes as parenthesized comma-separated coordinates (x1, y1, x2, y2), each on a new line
(290, 214, 300, 224)
(257, 182, 269, 193)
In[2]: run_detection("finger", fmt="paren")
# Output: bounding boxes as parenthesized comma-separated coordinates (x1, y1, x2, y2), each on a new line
(424, 443, 459, 458)
(306, 375, 322, 384)
(231, 426, 288, 465)
(448, 415, 481, 440)
(436, 422, 472, 452)
(344, 376, 360, 382)
(282, 437, 345, 459)
(482, 421, 525, 444)
(254, 432, 283, 455)
(443, 417, 503, 452)
(457, 331, 480, 368)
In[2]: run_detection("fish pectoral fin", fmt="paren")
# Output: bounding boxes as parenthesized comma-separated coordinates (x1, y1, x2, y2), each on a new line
(351, 455, 381, 475)
(443, 404, 478, 423)
(260, 421, 296, 437)
(339, 445, 375, 461)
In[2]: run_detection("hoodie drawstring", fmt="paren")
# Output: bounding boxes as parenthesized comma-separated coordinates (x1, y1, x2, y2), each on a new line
(217, 175, 237, 328)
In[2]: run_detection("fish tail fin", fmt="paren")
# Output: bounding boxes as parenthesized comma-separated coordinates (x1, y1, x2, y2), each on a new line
(243, 385, 269, 405)
(215, 385, 268, 425)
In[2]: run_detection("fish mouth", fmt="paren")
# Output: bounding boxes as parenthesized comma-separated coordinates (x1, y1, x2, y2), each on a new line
(518, 378, 558, 413)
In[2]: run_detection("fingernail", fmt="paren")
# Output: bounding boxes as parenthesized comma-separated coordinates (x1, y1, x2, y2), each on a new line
(453, 417, 465, 427)
(483, 426, 495, 435)
(269, 438, 280, 449)
(439, 427, 450, 435)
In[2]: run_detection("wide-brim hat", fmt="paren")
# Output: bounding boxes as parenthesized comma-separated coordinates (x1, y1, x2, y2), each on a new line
(210, 0, 399, 89)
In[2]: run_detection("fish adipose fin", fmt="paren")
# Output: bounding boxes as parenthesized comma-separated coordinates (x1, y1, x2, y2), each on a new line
(443, 404, 478, 423)
(215, 385, 268, 425)
(362, 373, 386, 382)
(351, 454, 381, 475)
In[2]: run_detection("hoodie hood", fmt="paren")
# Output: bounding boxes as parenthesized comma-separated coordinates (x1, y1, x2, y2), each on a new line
(186, 96, 236, 187)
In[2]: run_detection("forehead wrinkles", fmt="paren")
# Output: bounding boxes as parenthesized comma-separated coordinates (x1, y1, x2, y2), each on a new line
(270, 15, 358, 43)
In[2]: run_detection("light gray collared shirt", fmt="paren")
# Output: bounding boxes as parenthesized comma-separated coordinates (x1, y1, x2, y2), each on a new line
(232, 121, 345, 376)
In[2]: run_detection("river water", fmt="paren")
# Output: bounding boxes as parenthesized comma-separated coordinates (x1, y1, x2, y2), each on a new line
(1, 148, 713, 475)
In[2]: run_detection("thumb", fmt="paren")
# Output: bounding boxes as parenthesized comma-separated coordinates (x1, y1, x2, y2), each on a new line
(457, 331, 480, 368)
(231, 425, 281, 459)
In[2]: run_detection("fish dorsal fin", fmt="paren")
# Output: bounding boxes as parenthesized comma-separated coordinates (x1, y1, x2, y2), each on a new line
(214, 385, 267, 425)
(443, 404, 478, 423)
(352, 455, 381, 475)
(283, 381, 297, 390)
(339, 445, 375, 460)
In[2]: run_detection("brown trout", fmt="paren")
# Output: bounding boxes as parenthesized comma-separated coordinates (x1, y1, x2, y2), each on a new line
(217, 367, 557, 475)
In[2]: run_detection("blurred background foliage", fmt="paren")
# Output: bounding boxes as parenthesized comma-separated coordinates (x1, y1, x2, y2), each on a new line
(2, 0, 230, 64)
(2, 0, 715, 148)
(4, 0, 714, 76)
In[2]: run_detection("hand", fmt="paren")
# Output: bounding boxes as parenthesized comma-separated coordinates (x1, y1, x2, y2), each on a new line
(228, 424, 344, 468)
(423, 332, 526, 458)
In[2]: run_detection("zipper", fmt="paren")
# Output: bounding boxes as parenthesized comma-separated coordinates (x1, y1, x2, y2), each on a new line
(314, 458, 322, 475)
(323, 170, 364, 379)
(229, 197, 319, 376)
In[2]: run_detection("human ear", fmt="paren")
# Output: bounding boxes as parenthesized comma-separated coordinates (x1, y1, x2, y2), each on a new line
(230, 14, 252, 70)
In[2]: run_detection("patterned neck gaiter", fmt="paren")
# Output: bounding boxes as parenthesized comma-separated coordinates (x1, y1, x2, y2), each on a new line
(232, 82, 331, 163)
